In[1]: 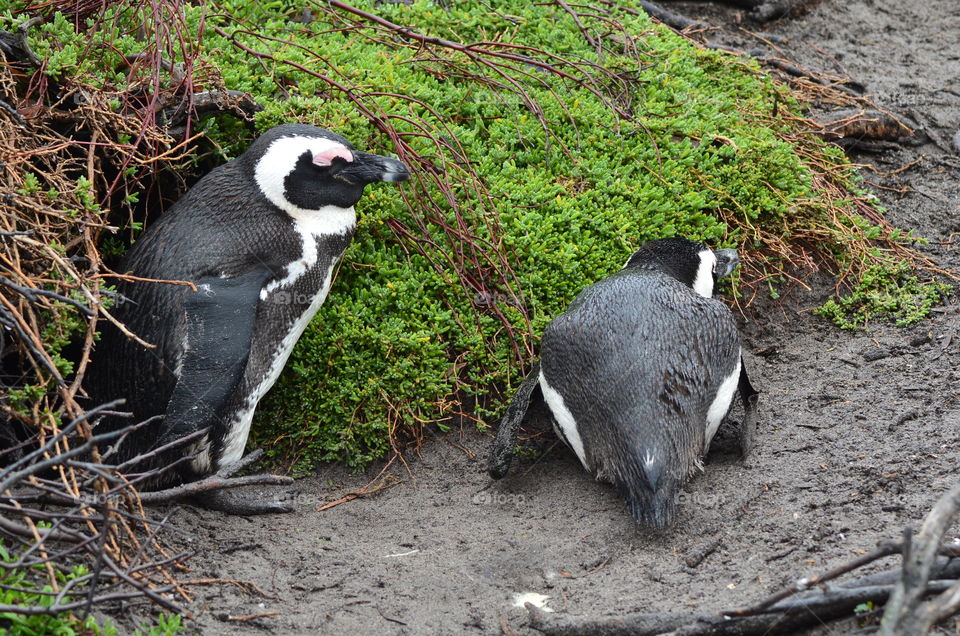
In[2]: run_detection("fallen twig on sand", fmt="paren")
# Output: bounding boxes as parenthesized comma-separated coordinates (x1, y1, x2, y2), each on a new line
(317, 453, 403, 512)
(224, 611, 279, 622)
(178, 577, 280, 600)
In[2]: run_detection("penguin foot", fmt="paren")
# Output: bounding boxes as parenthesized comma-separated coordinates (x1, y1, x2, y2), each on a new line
(187, 449, 297, 514)
(191, 488, 295, 515)
(189, 449, 297, 514)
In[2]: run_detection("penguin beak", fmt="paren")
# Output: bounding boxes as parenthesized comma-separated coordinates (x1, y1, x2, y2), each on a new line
(713, 248, 740, 279)
(343, 151, 411, 184)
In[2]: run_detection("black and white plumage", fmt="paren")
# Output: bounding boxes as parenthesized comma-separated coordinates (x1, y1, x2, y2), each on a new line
(86, 124, 408, 511)
(488, 238, 758, 528)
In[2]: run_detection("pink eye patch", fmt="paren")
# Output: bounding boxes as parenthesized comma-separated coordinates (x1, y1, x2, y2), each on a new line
(312, 146, 354, 166)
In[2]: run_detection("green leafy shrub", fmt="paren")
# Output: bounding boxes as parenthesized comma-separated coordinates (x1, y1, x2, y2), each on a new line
(817, 262, 949, 329)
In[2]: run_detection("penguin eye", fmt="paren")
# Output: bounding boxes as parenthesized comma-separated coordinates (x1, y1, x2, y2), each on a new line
(323, 155, 351, 175)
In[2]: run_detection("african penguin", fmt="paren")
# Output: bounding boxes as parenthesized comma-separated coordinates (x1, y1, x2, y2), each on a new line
(488, 238, 758, 528)
(86, 124, 409, 513)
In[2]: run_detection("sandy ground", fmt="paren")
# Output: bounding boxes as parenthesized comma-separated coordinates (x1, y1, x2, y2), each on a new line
(116, 1, 960, 633)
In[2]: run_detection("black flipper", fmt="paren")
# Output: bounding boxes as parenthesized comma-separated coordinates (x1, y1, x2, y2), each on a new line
(157, 268, 271, 448)
(736, 356, 760, 458)
(488, 361, 541, 479)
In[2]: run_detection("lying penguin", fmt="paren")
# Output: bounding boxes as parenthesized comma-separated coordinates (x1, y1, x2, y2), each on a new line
(86, 124, 409, 514)
(488, 238, 758, 528)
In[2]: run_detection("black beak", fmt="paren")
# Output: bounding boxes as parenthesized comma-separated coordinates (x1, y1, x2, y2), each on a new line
(345, 151, 410, 184)
(713, 248, 740, 279)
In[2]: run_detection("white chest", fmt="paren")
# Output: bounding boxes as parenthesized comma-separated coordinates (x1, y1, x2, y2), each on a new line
(260, 205, 355, 299)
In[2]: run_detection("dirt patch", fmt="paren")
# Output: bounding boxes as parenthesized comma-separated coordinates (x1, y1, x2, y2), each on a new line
(113, 1, 960, 633)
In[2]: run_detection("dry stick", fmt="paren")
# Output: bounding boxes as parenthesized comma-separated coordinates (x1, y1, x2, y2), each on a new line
(2, 424, 190, 612)
(132, 447, 287, 503)
(109, 424, 203, 474)
(0, 275, 95, 317)
(0, 292, 66, 386)
(0, 588, 177, 616)
(101, 552, 183, 614)
(0, 402, 130, 492)
(225, 611, 280, 622)
(324, 0, 632, 118)
(758, 57, 864, 99)
(137, 473, 293, 504)
(316, 455, 402, 512)
(94, 271, 198, 291)
(178, 577, 279, 600)
(881, 479, 960, 635)
(917, 579, 960, 630)
(64, 267, 101, 403)
(0, 21, 204, 619)
(10, 234, 157, 349)
(555, 0, 598, 49)
(727, 539, 903, 616)
(359, 100, 533, 345)
(80, 500, 113, 621)
(684, 536, 723, 569)
(0, 512, 89, 543)
(526, 580, 957, 636)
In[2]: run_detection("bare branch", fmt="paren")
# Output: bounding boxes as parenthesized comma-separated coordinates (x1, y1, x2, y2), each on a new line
(881, 479, 960, 634)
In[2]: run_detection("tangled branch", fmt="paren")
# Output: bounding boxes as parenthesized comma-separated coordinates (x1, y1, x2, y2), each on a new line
(0, 403, 190, 619)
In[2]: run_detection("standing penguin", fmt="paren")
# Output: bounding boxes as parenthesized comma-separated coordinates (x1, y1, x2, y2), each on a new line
(86, 124, 409, 513)
(488, 238, 757, 528)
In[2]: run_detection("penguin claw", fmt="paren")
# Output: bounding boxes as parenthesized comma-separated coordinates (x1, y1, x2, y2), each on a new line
(192, 489, 295, 515)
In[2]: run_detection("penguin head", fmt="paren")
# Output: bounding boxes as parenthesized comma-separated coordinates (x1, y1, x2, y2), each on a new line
(623, 238, 739, 298)
(248, 124, 410, 215)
